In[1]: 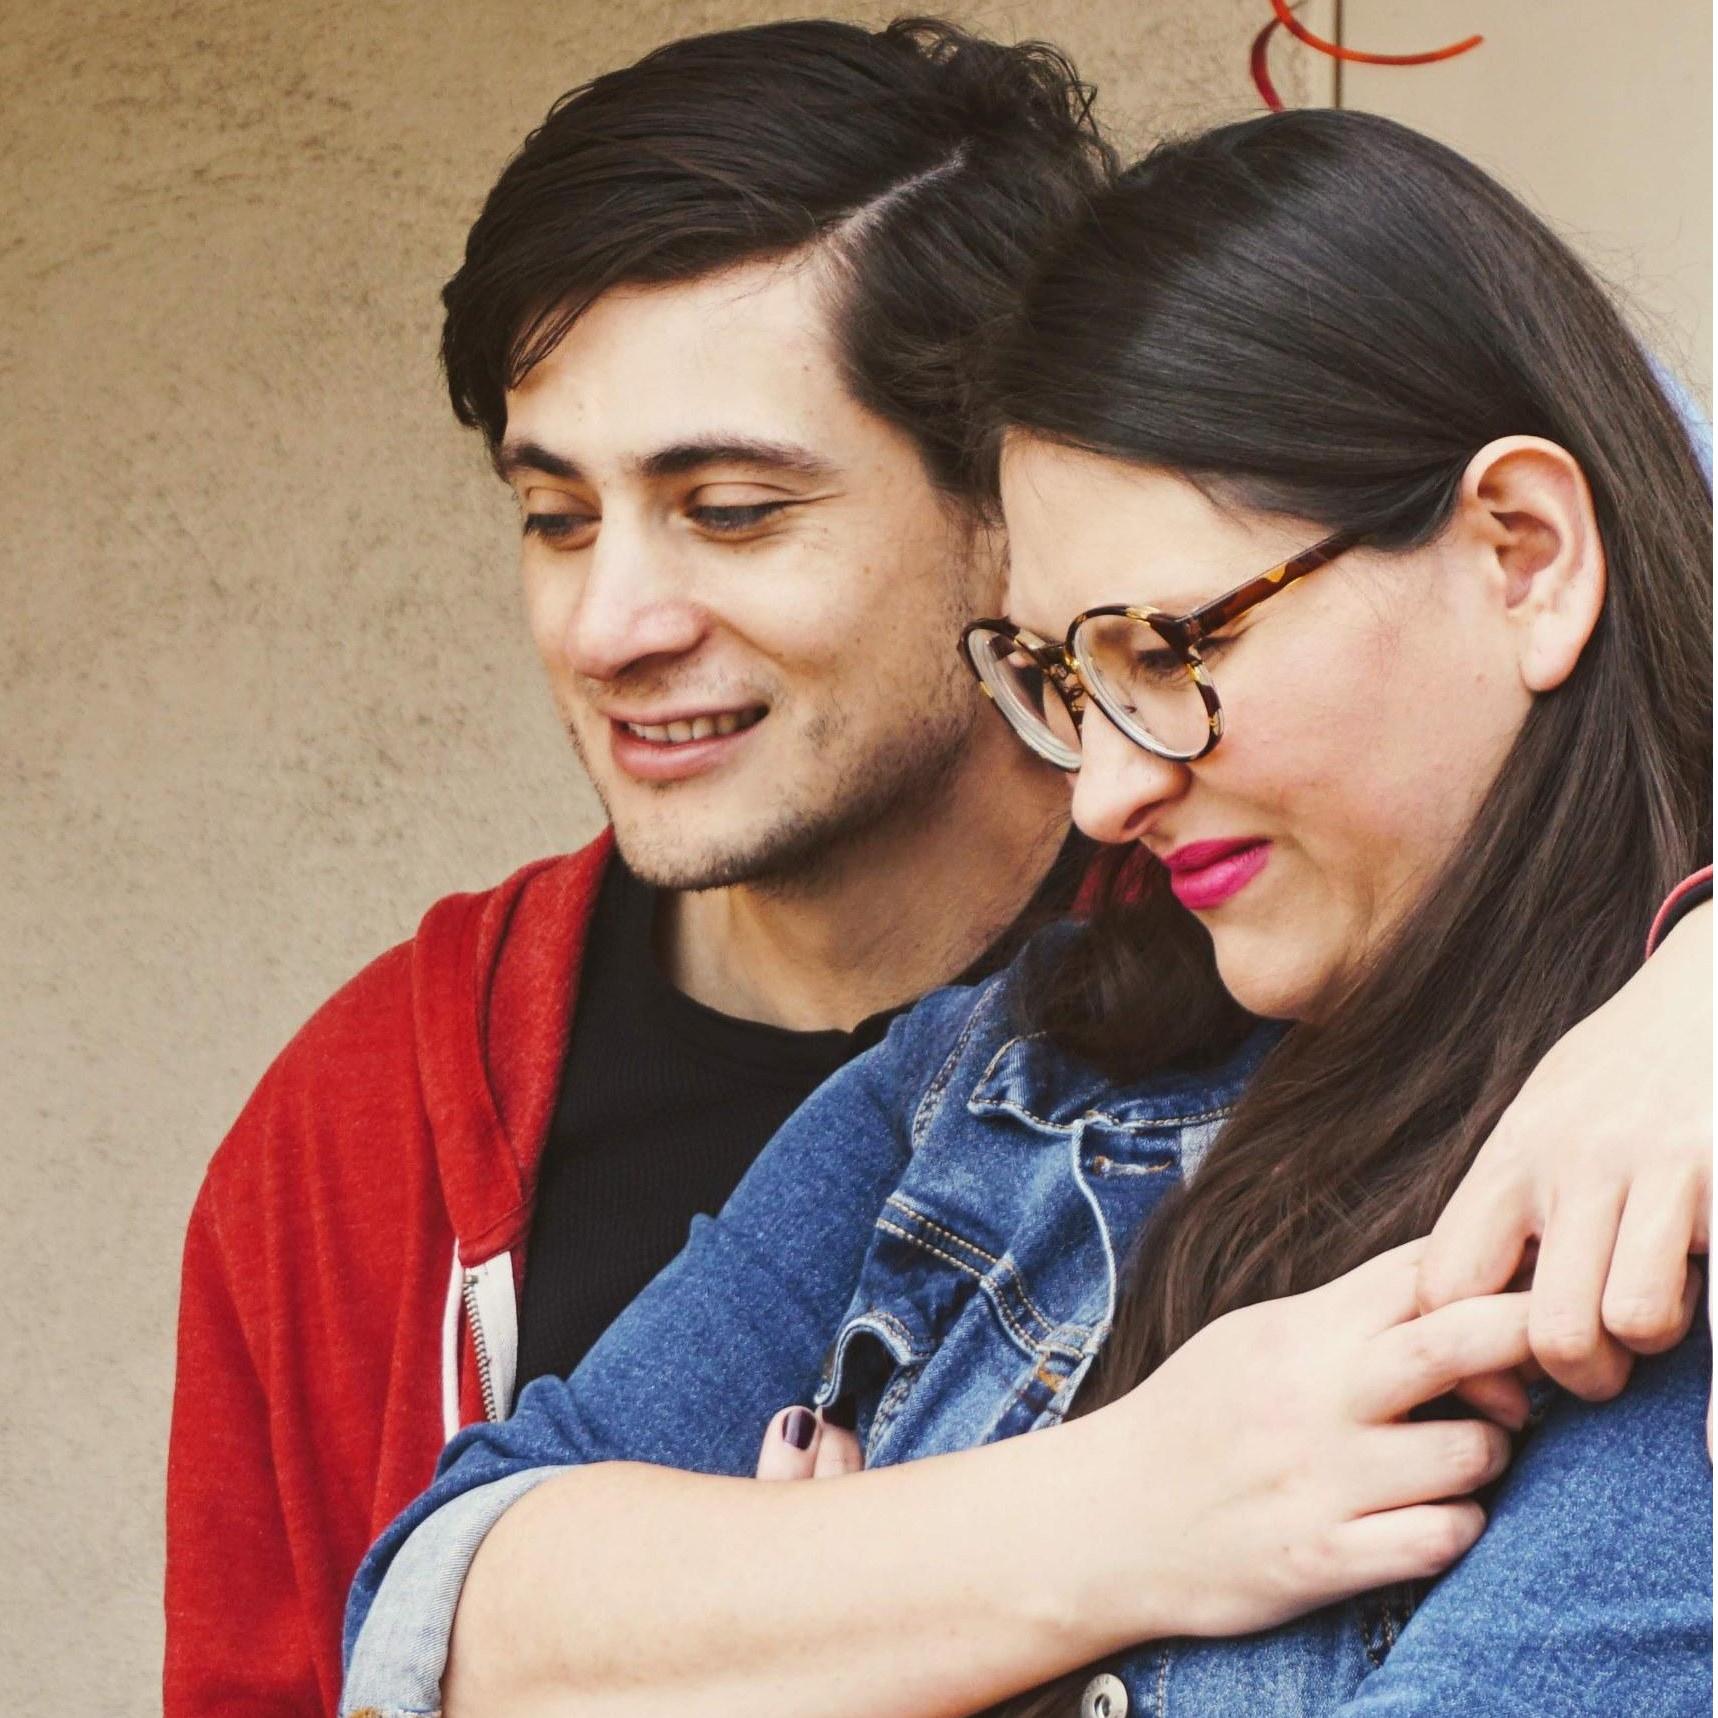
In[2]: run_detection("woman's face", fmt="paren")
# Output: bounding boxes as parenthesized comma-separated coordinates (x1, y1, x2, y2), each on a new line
(999, 437, 1545, 1021)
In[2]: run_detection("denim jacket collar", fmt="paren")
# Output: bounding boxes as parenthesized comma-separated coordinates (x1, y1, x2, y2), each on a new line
(966, 1017, 1281, 1137)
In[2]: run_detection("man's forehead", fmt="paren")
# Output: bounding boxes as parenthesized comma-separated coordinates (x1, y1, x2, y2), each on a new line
(499, 259, 867, 480)
(522, 255, 839, 383)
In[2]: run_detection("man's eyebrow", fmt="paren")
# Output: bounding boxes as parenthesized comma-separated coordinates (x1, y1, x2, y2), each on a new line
(638, 439, 839, 482)
(493, 436, 840, 486)
(495, 439, 584, 482)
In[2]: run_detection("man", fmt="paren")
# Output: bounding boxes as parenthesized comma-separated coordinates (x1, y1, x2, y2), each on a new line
(164, 20, 1116, 1714)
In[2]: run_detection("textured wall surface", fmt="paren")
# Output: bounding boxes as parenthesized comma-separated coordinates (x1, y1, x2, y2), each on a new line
(0, 4, 1321, 1711)
(0, 2, 1705, 1712)
(1341, 0, 1711, 408)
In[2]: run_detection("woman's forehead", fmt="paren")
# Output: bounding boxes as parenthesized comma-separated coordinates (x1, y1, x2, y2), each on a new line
(999, 443, 1289, 619)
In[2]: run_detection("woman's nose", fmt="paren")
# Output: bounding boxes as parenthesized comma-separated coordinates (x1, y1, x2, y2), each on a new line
(1069, 703, 1189, 847)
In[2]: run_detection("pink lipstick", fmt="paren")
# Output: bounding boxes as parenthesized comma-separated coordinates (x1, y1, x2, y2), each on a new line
(1160, 838, 1271, 911)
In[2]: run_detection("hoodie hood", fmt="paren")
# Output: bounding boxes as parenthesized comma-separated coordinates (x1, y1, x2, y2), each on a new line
(411, 832, 613, 1267)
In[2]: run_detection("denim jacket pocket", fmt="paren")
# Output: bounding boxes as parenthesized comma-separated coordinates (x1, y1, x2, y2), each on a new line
(815, 1169, 1116, 1466)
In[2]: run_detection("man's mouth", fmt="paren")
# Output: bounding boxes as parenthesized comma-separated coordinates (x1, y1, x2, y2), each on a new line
(603, 703, 770, 784)
(617, 707, 767, 745)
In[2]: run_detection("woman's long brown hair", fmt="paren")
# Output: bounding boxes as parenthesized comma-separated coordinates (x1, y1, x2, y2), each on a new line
(979, 111, 1711, 1717)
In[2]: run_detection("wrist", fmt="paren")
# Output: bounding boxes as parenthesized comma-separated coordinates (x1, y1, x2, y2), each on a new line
(1040, 1401, 1188, 1647)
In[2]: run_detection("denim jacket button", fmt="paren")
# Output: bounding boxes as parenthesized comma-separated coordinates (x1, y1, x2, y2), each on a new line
(1079, 1671, 1128, 1717)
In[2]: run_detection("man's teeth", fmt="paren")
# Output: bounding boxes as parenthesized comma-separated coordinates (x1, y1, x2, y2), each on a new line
(623, 710, 762, 743)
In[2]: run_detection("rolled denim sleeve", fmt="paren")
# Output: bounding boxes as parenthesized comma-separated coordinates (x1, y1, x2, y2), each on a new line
(339, 977, 999, 1712)
(1335, 1317, 1712, 1716)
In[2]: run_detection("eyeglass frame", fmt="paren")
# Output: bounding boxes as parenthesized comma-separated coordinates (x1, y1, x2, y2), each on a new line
(958, 528, 1365, 769)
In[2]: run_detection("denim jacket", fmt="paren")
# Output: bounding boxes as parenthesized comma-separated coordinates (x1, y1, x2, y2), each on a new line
(342, 946, 1712, 1717)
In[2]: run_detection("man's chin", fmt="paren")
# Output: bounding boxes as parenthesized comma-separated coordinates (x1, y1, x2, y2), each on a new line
(605, 817, 804, 893)
(602, 781, 883, 894)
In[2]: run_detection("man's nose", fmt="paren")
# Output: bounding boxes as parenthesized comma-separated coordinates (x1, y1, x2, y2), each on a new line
(562, 526, 706, 682)
(1069, 702, 1189, 847)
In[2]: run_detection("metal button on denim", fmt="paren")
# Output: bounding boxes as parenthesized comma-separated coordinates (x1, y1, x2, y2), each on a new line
(1080, 1671, 1128, 1717)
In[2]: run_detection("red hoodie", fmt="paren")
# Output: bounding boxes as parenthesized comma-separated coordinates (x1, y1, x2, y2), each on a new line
(163, 834, 613, 1716)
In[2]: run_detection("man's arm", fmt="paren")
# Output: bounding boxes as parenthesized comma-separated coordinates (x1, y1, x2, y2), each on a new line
(165, 1182, 324, 1716)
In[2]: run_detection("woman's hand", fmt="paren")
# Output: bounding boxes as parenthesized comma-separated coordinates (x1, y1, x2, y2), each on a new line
(762, 1240, 1535, 1646)
(755, 1406, 864, 1479)
(1416, 902, 1711, 1405)
(1087, 1239, 1532, 1642)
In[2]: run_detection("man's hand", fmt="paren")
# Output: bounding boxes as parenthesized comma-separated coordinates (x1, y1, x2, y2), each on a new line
(1418, 902, 1711, 1412)
(755, 1406, 864, 1480)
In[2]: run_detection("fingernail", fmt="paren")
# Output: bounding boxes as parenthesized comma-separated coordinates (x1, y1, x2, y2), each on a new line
(784, 1407, 816, 1450)
(821, 1394, 858, 1431)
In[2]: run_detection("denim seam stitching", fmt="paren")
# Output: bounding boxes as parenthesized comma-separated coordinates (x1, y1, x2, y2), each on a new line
(885, 1194, 1069, 1345)
(884, 1194, 1000, 1265)
(970, 1086, 1236, 1135)
(874, 1216, 1084, 1361)
(970, 1031, 1239, 1132)
(911, 982, 1004, 1153)
(1067, 1120, 1119, 1349)
(835, 1307, 926, 1366)
(868, 1342, 923, 1446)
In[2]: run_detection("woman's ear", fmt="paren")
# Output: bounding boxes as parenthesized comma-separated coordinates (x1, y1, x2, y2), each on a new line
(1456, 436, 1606, 693)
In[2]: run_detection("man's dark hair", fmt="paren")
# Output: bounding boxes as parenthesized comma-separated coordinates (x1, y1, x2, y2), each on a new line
(440, 16, 1117, 502)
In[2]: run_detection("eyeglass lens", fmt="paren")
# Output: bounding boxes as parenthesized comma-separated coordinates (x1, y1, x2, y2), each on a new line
(966, 618, 1210, 764)
(1071, 614, 1211, 759)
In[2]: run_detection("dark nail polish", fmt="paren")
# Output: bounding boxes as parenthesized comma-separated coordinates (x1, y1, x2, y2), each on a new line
(784, 1407, 816, 1450)
(821, 1393, 858, 1431)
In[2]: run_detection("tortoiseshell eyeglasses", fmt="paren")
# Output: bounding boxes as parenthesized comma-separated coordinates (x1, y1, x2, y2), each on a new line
(958, 530, 1363, 770)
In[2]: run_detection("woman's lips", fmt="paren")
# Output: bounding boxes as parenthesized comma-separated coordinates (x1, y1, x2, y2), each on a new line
(1160, 838, 1272, 910)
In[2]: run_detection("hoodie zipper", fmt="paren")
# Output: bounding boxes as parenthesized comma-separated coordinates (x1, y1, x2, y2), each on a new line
(461, 1270, 501, 1421)
(455, 1252, 519, 1425)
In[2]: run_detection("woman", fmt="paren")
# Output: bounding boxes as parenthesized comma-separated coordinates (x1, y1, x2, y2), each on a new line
(342, 111, 1711, 1717)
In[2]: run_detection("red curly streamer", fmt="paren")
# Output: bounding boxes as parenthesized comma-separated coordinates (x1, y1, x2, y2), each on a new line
(1250, 16, 1287, 110)
(1269, 0, 1483, 68)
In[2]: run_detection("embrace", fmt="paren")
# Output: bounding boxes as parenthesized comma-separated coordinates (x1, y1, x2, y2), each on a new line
(166, 19, 1713, 1718)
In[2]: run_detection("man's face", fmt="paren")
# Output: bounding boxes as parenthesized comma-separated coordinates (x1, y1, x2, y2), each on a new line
(499, 256, 996, 891)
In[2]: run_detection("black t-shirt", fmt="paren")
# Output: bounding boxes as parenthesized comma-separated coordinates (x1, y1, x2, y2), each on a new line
(513, 843, 1087, 1395)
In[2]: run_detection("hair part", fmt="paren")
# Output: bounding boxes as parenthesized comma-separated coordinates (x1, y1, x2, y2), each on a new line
(440, 17, 1117, 503)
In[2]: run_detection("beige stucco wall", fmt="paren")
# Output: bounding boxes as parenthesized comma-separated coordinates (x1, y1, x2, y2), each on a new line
(1340, 0, 1712, 409)
(0, 3, 1705, 1712)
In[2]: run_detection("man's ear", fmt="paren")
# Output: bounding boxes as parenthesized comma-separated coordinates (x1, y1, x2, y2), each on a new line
(1455, 436, 1606, 693)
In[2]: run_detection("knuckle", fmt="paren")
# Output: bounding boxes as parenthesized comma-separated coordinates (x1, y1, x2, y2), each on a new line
(1601, 1285, 1683, 1346)
(1528, 1306, 1598, 1367)
(1414, 1508, 1480, 1575)
(1283, 1526, 1342, 1590)
(1438, 1422, 1501, 1488)
(1414, 1255, 1461, 1311)
(1481, 1113, 1536, 1166)
(1396, 1320, 1442, 1380)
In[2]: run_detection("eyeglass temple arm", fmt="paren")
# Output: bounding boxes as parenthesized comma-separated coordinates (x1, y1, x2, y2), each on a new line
(1182, 531, 1361, 640)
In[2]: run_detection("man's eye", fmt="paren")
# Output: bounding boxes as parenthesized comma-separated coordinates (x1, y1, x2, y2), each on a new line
(523, 513, 595, 543)
(690, 502, 788, 534)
